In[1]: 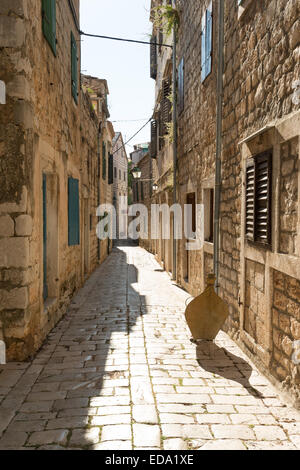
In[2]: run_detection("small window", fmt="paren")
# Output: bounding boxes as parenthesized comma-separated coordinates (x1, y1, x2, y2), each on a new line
(71, 32, 78, 103)
(114, 167, 117, 178)
(68, 177, 80, 246)
(42, 0, 56, 56)
(245, 150, 272, 246)
(201, 2, 213, 83)
(119, 169, 121, 180)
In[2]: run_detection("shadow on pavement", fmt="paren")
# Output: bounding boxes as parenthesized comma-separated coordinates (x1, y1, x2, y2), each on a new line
(195, 341, 263, 399)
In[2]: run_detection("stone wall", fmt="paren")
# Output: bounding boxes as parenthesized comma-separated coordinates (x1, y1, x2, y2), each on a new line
(272, 270, 300, 398)
(0, 0, 109, 360)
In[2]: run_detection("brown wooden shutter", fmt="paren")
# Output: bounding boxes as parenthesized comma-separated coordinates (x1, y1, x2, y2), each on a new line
(150, 119, 158, 158)
(245, 159, 255, 241)
(255, 151, 272, 245)
(150, 36, 157, 79)
(162, 78, 172, 129)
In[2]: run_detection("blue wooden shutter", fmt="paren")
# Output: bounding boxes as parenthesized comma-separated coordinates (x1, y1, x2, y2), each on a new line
(201, 2, 213, 82)
(42, 0, 56, 56)
(68, 177, 80, 246)
(201, 11, 206, 82)
(71, 32, 78, 103)
(206, 2, 213, 78)
(178, 58, 184, 114)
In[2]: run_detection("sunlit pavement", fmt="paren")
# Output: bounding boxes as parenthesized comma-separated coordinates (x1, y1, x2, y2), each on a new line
(0, 243, 300, 450)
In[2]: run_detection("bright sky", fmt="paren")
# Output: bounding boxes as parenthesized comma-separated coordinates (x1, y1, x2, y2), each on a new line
(80, 0, 154, 157)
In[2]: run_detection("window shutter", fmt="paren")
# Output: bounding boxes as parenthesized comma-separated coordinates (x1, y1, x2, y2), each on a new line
(201, 3, 213, 82)
(150, 119, 158, 158)
(71, 32, 78, 104)
(68, 177, 80, 246)
(162, 78, 172, 131)
(42, 0, 56, 56)
(150, 36, 157, 79)
(206, 2, 213, 78)
(136, 182, 139, 202)
(255, 152, 272, 245)
(102, 142, 106, 180)
(178, 58, 184, 114)
(141, 182, 144, 201)
(158, 111, 165, 150)
(108, 153, 114, 185)
(245, 159, 255, 241)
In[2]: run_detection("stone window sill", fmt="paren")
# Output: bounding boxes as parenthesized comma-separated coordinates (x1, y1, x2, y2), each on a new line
(238, 0, 253, 20)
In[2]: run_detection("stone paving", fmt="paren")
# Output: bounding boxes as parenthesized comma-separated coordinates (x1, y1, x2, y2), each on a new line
(0, 243, 300, 450)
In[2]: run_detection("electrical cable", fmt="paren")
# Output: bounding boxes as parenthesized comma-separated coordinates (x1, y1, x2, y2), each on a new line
(112, 118, 152, 156)
(80, 31, 173, 49)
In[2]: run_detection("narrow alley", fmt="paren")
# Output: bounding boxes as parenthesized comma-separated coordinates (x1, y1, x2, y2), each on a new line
(0, 243, 299, 451)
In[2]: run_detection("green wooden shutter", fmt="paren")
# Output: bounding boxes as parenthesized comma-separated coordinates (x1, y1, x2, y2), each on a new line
(102, 142, 106, 180)
(42, 0, 56, 56)
(178, 58, 184, 114)
(68, 177, 80, 246)
(108, 153, 114, 185)
(71, 32, 78, 104)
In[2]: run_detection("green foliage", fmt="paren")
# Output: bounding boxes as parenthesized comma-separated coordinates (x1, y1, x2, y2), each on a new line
(152, 5, 180, 37)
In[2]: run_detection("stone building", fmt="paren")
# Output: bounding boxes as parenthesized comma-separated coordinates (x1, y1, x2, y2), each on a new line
(148, 0, 300, 403)
(0, 0, 114, 360)
(112, 132, 128, 238)
(148, 0, 174, 275)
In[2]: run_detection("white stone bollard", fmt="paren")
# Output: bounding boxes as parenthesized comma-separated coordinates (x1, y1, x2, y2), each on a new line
(0, 80, 6, 104)
(0, 340, 6, 364)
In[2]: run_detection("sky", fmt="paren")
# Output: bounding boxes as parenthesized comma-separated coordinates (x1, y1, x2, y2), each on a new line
(80, 0, 154, 157)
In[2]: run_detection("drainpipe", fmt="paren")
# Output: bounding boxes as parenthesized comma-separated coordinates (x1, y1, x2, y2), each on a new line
(172, 25, 177, 282)
(214, 0, 225, 294)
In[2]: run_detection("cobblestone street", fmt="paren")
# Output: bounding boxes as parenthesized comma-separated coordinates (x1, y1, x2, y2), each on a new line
(0, 244, 299, 450)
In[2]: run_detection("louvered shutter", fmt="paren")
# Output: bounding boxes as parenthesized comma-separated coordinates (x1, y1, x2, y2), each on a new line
(42, 0, 56, 56)
(158, 111, 164, 150)
(71, 32, 78, 103)
(201, 11, 206, 82)
(150, 119, 158, 158)
(141, 182, 144, 201)
(245, 159, 255, 241)
(255, 152, 272, 245)
(162, 78, 172, 132)
(150, 36, 157, 79)
(68, 177, 80, 246)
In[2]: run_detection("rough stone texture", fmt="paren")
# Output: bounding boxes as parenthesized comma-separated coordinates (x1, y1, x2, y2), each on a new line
(279, 138, 298, 255)
(272, 270, 300, 394)
(0, 1, 114, 360)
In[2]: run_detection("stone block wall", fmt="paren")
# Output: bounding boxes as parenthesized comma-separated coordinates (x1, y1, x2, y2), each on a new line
(272, 270, 300, 397)
(0, 0, 107, 360)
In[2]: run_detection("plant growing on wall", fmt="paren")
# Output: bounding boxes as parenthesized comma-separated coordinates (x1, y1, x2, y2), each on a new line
(152, 4, 180, 37)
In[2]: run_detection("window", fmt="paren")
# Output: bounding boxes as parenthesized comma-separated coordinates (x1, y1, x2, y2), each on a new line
(71, 32, 78, 103)
(119, 169, 121, 180)
(178, 58, 184, 115)
(114, 167, 117, 179)
(245, 150, 272, 246)
(141, 182, 144, 201)
(150, 35, 157, 80)
(108, 153, 114, 185)
(102, 142, 106, 180)
(150, 119, 158, 158)
(161, 78, 172, 136)
(186, 193, 196, 238)
(68, 177, 80, 246)
(204, 188, 214, 242)
(201, 2, 213, 83)
(42, 0, 56, 56)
